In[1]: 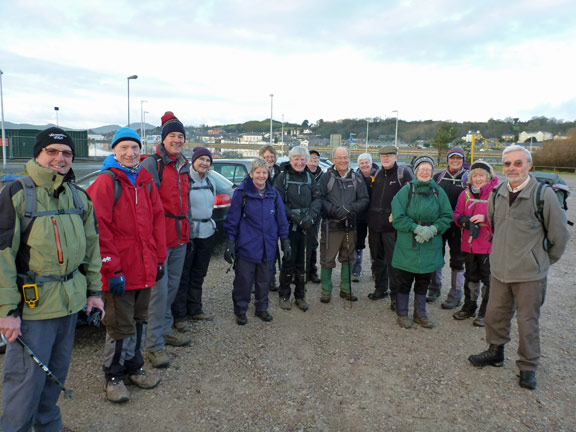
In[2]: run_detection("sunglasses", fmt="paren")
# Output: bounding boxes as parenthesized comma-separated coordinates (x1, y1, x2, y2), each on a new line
(503, 160, 524, 168)
(43, 148, 73, 158)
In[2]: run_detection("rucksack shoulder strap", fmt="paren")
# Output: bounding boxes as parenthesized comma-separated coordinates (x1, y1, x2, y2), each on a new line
(101, 169, 122, 207)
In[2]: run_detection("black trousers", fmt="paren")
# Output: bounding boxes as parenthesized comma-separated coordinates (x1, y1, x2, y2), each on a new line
(172, 235, 215, 320)
(280, 228, 307, 299)
(368, 230, 397, 294)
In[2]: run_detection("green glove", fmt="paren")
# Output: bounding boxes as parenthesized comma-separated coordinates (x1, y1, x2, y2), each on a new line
(419, 225, 438, 242)
(413, 225, 426, 236)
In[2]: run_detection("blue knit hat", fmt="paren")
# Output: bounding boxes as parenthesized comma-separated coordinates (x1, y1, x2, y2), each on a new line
(111, 127, 142, 148)
(161, 111, 186, 142)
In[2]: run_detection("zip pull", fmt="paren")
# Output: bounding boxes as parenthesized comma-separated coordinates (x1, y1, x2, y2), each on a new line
(135, 186, 138, 205)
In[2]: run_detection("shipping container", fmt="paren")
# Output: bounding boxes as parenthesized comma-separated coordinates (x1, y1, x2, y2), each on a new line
(4, 129, 89, 158)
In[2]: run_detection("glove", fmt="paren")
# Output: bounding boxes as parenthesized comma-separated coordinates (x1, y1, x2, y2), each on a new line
(457, 215, 471, 229)
(419, 225, 438, 242)
(415, 233, 427, 244)
(413, 225, 426, 236)
(469, 222, 480, 239)
(281, 239, 292, 261)
(299, 214, 314, 231)
(288, 210, 303, 225)
(108, 274, 126, 296)
(156, 265, 165, 281)
(224, 239, 236, 264)
(335, 206, 350, 220)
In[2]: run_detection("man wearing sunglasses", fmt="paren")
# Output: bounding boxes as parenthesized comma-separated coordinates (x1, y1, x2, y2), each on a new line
(0, 127, 104, 430)
(469, 145, 570, 390)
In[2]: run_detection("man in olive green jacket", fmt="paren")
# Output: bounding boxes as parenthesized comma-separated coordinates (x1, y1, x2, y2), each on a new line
(469, 145, 570, 390)
(0, 128, 104, 431)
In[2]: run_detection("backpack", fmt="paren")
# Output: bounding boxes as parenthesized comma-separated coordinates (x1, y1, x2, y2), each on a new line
(98, 169, 152, 207)
(405, 182, 439, 212)
(0, 174, 85, 235)
(435, 169, 468, 187)
(190, 174, 215, 195)
(240, 189, 277, 219)
(325, 170, 361, 194)
(284, 171, 312, 196)
(491, 173, 573, 251)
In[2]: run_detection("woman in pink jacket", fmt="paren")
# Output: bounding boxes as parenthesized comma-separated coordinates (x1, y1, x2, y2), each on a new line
(453, 161, 499, 326)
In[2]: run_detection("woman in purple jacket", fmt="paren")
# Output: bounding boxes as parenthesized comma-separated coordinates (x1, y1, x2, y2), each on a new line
(453, 161, 499, 326)
(223, 158, 290, 325)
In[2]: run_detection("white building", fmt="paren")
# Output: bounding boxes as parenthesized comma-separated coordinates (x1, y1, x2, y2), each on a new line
(518, 131, 553, 143)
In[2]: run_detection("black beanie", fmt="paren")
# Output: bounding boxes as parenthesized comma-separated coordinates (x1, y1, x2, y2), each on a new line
(34, 127, 75, 159)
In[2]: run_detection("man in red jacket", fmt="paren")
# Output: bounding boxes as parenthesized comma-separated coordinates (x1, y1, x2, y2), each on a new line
(87, 128, 167, 403)
(142, 112, 192, 369)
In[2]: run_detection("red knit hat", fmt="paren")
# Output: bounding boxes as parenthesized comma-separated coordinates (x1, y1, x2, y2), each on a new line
(161, 111, 186, 142)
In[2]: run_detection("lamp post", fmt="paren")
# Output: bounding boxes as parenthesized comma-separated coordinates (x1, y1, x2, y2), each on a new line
(127, 75, 138, 127)
(0, 69, 6, 169)
(143, 111, 149, 154)
(140, 99, 147, 143)
(281, 114, 284, 156)
(365, 118, 370, 152)
(393, 110, 399, 150)
(269, 94, 274, 144)
(54, 107, 59, 126)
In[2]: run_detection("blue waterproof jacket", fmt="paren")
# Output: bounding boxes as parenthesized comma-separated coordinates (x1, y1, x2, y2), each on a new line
(224, 178, 289, 264)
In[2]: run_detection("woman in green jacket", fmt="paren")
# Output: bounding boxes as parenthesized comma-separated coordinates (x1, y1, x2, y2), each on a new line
(391, 156, 453, 329)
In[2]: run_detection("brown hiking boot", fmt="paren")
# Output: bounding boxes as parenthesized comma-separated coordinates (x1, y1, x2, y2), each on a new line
(397, 315, 412, 329)
(413, 316, 435, 328)
(128, 368, 160, 389)
(339, 291, 358, 302)
(147, 349, 170, 368)
(105, 377, 130, 403)
(294, 298, 309, 312)
(173, 321, 190, 332)
(164, 332, 191, 347)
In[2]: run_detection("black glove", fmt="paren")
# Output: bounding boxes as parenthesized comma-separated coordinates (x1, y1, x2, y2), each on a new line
(299, 214, 314, 231)
(469, 222, 480, 239)
(224, 239, 236, 264)
(156, 265, 165, 281)
(281, 239, 292, 261)
(288, 210, 304, 225)
(108, 274, 126, 296)
(457, 215, 471, 229)
(334, 206, 350, 220)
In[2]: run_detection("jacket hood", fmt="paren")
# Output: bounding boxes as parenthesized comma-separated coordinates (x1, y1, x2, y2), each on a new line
(25, 159, 74, 192)
(101, 154, 141, 185)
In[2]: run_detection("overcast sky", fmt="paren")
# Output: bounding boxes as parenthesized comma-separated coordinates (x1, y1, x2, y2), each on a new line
(1, 0, 575, 130)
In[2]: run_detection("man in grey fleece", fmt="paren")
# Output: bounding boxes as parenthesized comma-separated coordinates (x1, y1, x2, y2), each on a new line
(468, 145, 570, 390)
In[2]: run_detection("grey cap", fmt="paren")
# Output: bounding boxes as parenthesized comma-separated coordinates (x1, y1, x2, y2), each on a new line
(412, 155, 435, 173)
(379, 146, 397, 155)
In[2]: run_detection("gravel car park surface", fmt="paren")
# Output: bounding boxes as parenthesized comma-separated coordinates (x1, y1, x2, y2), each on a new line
(1, 174, 575, 432)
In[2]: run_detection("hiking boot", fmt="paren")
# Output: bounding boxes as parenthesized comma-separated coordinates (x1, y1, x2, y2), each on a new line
(413, 316, 435, 328)
(164, 332, 191, 347)
(453, 305, 476, 320)
(279, 296, 292, 310)
(441, 298, 462, 309)
(426, 293, 440, 303)
(309, 272, 321, 284)
(254, 310, 273, 322)
(190, 312, 214, 321)
(468, 344, 504, 367)
(147, 349, 170, 368)
(294, 298, 309, 312)
(339, 291, 358, 302)
(473, 316, 485, 327)
(173, 321, 190, 332)
(352, 273, 360, 282)
(397, 315, 412, 329)
(236, 314, 248, 325)
(320, 292, 331, 303)
(368, 291, 388, 300)
(127, 368, 160, 389)
(105, 377, 130, 403)
(519, 371, 537, 390)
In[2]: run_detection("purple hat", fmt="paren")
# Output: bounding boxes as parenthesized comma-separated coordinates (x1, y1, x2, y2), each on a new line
(191, 146, 213, 165)
(446, 146, 465, 160)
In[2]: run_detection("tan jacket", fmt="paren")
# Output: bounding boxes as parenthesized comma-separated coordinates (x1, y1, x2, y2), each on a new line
(488, 175, 570, 283)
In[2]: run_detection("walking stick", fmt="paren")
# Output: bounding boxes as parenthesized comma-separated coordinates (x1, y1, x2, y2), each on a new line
(1, 333, 74, 399)
(345, 218, 353, 308)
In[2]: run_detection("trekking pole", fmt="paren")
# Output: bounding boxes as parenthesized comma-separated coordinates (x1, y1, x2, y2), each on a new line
(344, 218, 353, 309)
(1, 333, 73, 399)
(303, 228, 308, 284)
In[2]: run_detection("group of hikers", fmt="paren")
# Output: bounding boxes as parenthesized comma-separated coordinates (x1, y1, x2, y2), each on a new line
(0, 114, 571, 431)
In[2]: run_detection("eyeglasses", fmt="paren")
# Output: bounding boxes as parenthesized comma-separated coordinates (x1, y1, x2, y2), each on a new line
(503, 160, 525, 168)
(43, 148, 73, 158)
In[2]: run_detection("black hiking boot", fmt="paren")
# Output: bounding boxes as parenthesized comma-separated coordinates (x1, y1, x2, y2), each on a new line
(468, 344, 504, 367)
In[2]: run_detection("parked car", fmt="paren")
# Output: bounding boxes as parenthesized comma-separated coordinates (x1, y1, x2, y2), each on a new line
(74, 168, 234, 238)
(211, 159, 253, 186)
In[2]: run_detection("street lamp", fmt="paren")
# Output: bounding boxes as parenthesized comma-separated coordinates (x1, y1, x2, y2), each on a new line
(127, 75, 138, 127)
(0, 69, 6, 168)
(140, 99, 147, 144)
(393, 110, 399, 150)
(143, 111, 149, 154)
(54, 107, 59, 126)
(365, 118, 370, 152)
(269, 94, 274, 144)
(281, 114, 284, 156)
